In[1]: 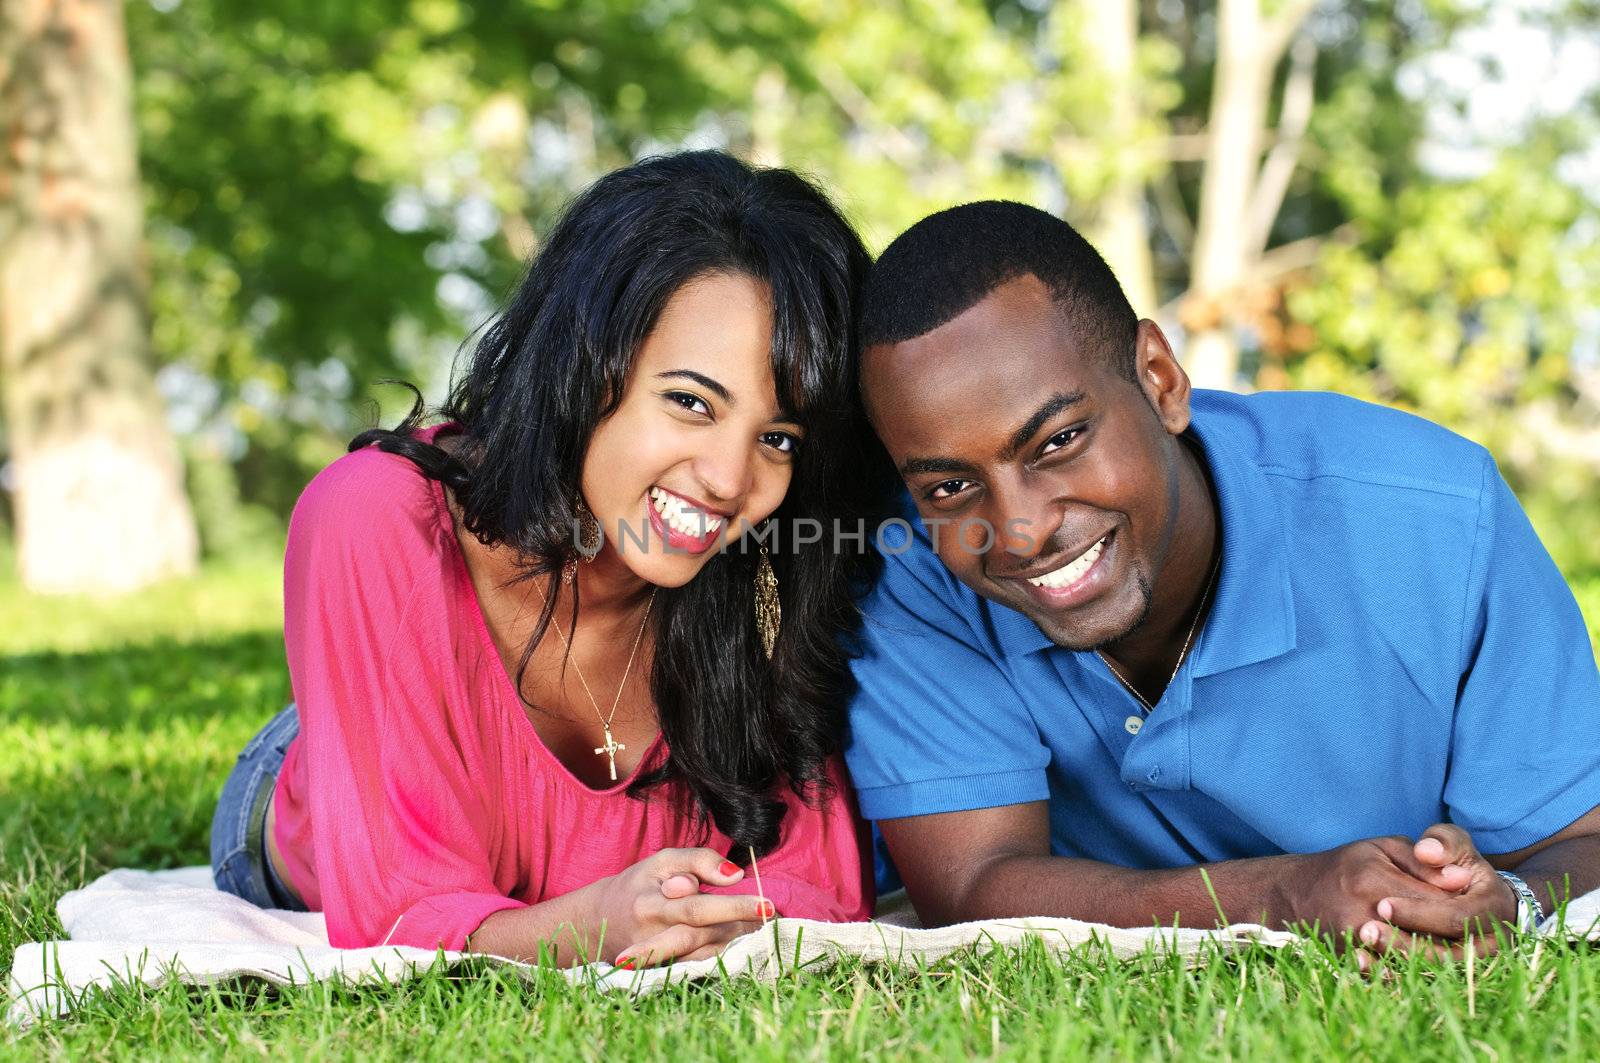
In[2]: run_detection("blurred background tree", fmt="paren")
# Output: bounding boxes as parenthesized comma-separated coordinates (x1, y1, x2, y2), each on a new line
(121, 0, 808, 559)
(1, 0, 199, 593)
(1, 0, 1596, 592)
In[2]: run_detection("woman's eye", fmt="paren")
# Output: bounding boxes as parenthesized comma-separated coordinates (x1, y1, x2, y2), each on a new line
(1040, 426, 1083, 456)
(761, 431, 799, 454)
(665, 391, 711, 416)
(928, 479, 972, 501)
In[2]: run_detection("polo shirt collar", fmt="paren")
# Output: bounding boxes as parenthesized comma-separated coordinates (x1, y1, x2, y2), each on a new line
(1185, 415, 1297, 677)
(986, 410, 1297, 672)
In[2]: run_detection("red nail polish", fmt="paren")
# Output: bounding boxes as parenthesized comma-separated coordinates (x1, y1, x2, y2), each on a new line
(615, 957, 635, 970)
(757, 900, 776, 919)
(720, 860, 740, 877)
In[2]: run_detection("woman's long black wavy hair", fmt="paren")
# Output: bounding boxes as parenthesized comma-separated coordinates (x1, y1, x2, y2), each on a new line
(352, 150, 894, 858)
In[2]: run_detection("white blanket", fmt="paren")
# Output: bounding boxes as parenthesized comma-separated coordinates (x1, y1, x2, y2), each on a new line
(9, 867, 1600, 1028)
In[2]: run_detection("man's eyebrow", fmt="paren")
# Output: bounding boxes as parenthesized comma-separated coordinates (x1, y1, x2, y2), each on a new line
(1001, 391, 1086, 461)
(899, 456, 979, 478)
(656, 369, 732, 404)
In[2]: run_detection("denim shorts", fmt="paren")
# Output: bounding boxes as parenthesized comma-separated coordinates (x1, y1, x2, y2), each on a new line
(210, 704, 308, 911)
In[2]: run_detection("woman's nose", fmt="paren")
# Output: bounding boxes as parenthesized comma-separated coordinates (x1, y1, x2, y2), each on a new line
(693, 434, 755, 506)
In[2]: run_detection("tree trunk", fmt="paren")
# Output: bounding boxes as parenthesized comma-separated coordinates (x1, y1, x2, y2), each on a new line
(1082, 0, 1158, 318)
(750, 68, 787, 169)
(1184, 0, 1314, 389)
(0, 0, 198, 594)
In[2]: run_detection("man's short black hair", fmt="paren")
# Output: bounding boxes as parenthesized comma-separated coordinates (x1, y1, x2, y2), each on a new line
(859, 201, 1139, 381)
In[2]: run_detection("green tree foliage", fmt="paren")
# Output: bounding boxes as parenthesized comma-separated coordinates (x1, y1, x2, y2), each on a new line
(123, 0, 810, 539)
(1281, 132, 1600, 576)
(42, 0, 1595, 580)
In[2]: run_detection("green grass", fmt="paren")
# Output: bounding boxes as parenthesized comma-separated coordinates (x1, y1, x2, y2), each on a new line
(3, 564, 1600, 1059)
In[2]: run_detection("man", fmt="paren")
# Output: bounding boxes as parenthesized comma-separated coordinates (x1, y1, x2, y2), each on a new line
(844, 201, 1600, 955)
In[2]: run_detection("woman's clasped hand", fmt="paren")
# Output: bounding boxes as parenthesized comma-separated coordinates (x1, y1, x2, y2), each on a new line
(599, 848, 775, 967)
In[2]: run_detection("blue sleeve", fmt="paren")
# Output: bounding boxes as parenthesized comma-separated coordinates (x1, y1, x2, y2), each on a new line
(1444, 453, 1600, 853)
(844, 541, 1051, 821)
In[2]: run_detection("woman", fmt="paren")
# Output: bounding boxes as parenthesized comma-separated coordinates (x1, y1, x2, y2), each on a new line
(209, 151, 891, 968)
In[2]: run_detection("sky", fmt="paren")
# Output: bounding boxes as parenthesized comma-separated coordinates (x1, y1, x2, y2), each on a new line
(1406, 0, 1600, 184)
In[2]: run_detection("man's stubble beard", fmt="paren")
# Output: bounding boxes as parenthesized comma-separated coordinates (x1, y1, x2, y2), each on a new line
(1044, 567, 1155, 654)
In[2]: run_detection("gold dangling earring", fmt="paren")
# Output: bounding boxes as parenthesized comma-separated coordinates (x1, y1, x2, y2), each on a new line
(564, 497, 602, 585)
(755, 539, 781, 660)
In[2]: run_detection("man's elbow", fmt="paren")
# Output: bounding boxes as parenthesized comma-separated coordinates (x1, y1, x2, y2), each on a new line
(903, 847, 1027, 927)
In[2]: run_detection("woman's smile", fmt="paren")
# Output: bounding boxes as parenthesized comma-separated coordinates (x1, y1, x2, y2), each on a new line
(646, 485, 730, 554)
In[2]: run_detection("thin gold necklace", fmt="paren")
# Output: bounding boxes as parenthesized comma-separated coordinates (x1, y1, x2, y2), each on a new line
(540, 587, 656, 782)
(1097, 552, 1221, 715)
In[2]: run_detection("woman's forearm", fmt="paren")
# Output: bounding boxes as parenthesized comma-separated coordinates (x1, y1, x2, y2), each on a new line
(465, 883, 606, 965)
(460, 849, 770, 965)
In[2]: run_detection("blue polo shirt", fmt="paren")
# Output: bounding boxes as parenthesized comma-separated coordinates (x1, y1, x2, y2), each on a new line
(845, 390, 1600, 873)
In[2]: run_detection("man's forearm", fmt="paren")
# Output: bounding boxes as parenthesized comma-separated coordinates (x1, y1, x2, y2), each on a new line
(950, 851, 1308, 930)
(1511, 835, 1600, 915)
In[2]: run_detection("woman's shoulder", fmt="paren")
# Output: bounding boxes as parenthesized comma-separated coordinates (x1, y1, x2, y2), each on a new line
(289, 441, 449, 560)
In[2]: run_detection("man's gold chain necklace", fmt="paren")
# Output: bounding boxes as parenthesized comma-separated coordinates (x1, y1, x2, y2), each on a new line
(1097, 552, 1221, 715)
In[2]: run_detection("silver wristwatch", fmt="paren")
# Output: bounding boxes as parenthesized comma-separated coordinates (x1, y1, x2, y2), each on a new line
(1497, 870, 1546, 933)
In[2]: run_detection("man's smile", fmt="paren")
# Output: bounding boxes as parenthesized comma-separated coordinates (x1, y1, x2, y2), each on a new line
(1004, 529, 1118, 610)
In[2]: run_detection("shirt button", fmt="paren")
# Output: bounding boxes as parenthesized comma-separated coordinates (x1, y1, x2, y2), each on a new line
(1124, 715, 1143, 735)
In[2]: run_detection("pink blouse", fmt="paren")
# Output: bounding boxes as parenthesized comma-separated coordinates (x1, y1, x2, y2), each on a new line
(272, 431, 872, 949)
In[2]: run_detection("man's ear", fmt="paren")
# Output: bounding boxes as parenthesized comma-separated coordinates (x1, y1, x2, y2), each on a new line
(1134, 320, 1191, 437)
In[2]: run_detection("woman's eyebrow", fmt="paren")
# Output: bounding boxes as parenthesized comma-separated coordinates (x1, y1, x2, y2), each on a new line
(657, 368, 803, 428)
(656, 369, 732, 404)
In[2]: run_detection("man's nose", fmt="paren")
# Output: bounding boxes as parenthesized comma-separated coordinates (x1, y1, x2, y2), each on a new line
(986, 479, 1063, 561)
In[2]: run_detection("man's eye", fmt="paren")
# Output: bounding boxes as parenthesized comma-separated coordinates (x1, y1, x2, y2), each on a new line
(928, 479, 972, 500)
(761, 431, 799, 454)
(1040, 426, 1083, 456)
(665, 391, 711, 416)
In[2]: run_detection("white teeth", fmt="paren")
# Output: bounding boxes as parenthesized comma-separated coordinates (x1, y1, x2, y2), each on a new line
(1027, 536, 1106, 590)
(649, 487, 722, 539)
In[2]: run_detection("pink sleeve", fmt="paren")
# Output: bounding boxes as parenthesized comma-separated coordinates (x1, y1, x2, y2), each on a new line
(283, 449, 526, 949)
(710, 756, 874, 922)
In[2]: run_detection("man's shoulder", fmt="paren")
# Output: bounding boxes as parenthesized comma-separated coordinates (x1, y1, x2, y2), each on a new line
(1193, 389, 1490, 502)
(856, 491, 997, 642)
(867, 490, 972, 607)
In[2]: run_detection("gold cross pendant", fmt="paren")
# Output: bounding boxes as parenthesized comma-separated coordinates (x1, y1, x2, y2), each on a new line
(594, 727, 626, 782)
